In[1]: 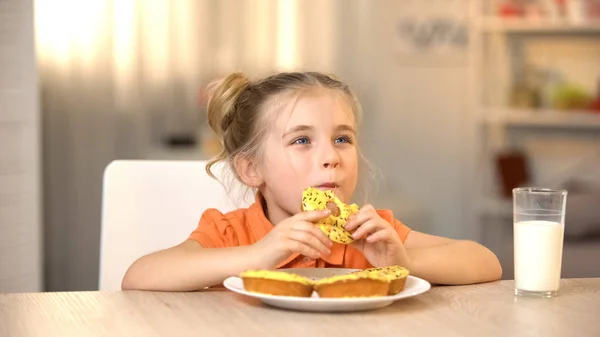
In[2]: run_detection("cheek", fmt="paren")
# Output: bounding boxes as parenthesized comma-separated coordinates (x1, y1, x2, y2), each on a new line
(279, 157, 315, 188)
(262, 146, 307, 180)
(344, 148, 359, 169)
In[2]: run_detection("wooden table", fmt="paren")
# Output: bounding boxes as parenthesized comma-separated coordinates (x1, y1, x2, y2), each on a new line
(1, 279, 599, 337)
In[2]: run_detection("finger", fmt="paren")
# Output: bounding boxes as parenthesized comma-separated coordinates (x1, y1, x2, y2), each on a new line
(292, 209, 331, 222)
(365, 229, 396, 243)
(287, 240, 321, 259)
(292, 222, 333, 247)
(352, 219, 386, 240)
(309, 226, 334, 248)
(345, 210, 376, 231)
(289, 230, 331, 256)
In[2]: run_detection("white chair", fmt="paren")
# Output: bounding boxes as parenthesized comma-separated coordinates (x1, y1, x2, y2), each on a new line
(99, 160, 249, 291)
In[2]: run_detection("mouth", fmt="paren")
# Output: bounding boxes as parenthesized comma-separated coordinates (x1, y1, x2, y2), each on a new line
(314, 182, 339, 191)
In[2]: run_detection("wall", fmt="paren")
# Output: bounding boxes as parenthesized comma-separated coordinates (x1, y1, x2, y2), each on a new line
(339, 0, 474, 239)
(0, 0, 43, 292)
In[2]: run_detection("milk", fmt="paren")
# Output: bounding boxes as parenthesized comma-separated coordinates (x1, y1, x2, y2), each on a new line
(514, 220, 564, 292)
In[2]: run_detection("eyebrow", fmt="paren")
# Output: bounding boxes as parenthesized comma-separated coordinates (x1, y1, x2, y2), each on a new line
(336, 124, 356, 134)
(282, 124, 356, 139)
(282, 125, 313, 139)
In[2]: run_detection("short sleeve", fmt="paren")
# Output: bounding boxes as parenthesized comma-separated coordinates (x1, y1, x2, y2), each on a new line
(376, 209, 412, 243)
(188, 208, 238, 248)
(391, 218, 412, 243)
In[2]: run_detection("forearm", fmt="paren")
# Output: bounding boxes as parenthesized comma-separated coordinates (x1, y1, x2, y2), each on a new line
(121, 241, 260, 291)
(407, 240, 502, 285)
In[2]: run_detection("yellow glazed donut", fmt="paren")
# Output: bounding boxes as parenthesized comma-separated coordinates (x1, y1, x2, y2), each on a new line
(301, 187, 360, 244)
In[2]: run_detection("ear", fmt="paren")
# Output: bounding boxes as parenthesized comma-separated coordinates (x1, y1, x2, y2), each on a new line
(235, 156, 264, 188)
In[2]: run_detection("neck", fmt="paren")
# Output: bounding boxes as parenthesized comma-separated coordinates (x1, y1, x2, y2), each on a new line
(258, 190, 292, 225)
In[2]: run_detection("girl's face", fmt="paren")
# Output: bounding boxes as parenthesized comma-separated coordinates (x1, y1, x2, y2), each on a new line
(258, 90, 359, 223)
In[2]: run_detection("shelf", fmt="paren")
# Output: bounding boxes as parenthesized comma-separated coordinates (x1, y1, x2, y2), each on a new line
(478, 18, 600, 34)
(481, 109, 600, 129)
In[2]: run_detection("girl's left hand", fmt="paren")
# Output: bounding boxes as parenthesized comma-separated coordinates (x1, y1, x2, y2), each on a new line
(344, 205, 411, 268)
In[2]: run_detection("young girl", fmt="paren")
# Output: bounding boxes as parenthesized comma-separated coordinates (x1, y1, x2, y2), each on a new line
(122, 71, 502, 291)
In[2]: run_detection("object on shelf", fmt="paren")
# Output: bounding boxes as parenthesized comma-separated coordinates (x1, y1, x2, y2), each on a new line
(497, 0, 563, 19)
(510, 64, 594, 111)
(498, 0, 526, 17)
(540, 67, 564, 109)
(510, 65, 542, 109)
(495, 150, 531, 199)
(510, 82, 539, 109)
(495, 0, 600, 22)
(553, 83, 592, 110)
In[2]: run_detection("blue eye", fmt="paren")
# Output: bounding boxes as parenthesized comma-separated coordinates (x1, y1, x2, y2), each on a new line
(335, 136, 353, 144)
(293, 137, 310, 145)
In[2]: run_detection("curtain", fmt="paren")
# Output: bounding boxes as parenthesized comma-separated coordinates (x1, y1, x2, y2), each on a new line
(35, 0, 340, 290)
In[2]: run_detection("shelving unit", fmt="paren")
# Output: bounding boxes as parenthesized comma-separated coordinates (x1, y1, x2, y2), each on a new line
(469, 1, 600, 279)
(471, 2, 600, 212)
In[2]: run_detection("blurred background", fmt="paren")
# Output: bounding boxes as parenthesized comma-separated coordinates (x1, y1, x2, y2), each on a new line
(1, 0, 600, 292)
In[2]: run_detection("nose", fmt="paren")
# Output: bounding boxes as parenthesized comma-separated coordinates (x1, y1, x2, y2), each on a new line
(321, 143, 340, 169)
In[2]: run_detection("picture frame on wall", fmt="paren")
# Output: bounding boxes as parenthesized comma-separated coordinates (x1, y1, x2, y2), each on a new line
(386, 0, 470, 66)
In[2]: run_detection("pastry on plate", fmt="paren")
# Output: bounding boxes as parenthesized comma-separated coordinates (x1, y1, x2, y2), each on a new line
(301, 187, 360, 244)
(353, 266, 410, 295)
(313, 272, 390, 298)
(240, 270, 314, 297)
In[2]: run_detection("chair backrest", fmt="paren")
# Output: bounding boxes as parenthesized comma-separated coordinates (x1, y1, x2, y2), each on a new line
(99, 160, 248, 291)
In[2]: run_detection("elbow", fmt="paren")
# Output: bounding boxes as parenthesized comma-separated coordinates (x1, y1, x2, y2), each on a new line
(457, 240, 503, 283)
(481, 262, 503, 284)
(121, 263, 145, 291)
(121, 268, 136, 290)
(473, 240, 503, 282)
(489, 258, 503, 281)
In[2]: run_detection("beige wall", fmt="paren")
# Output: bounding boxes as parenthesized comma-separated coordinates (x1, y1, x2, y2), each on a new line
(0, 0, 43, 292)
(338, 0, 474, 239)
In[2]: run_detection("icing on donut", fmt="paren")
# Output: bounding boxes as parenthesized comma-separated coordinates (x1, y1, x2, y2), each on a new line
(301, 187, 360, 244)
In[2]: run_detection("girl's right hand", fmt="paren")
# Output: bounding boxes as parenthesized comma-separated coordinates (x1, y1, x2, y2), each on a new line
(251, 210, 333, 269)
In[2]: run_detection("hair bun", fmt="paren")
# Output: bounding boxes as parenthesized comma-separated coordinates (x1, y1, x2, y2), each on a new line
(207, 72, 250, 138)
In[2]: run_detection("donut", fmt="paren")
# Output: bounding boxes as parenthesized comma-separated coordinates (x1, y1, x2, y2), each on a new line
(301, 187, 360, 244)
(352, 266, 410, 295)
(313, 272, 390, 298)
(240, 270, 314, 297)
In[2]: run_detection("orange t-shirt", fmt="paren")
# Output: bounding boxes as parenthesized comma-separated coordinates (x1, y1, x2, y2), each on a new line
(188, 195, 412, 269)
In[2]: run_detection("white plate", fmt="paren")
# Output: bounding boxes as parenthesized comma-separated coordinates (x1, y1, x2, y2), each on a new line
(223, 268, 431, 312)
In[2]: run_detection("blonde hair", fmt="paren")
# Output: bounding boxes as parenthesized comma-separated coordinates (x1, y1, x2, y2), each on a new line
(205, 71, 374, 201)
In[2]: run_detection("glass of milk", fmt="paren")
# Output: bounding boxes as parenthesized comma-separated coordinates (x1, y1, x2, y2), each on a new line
(513, 187, 567, 298)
